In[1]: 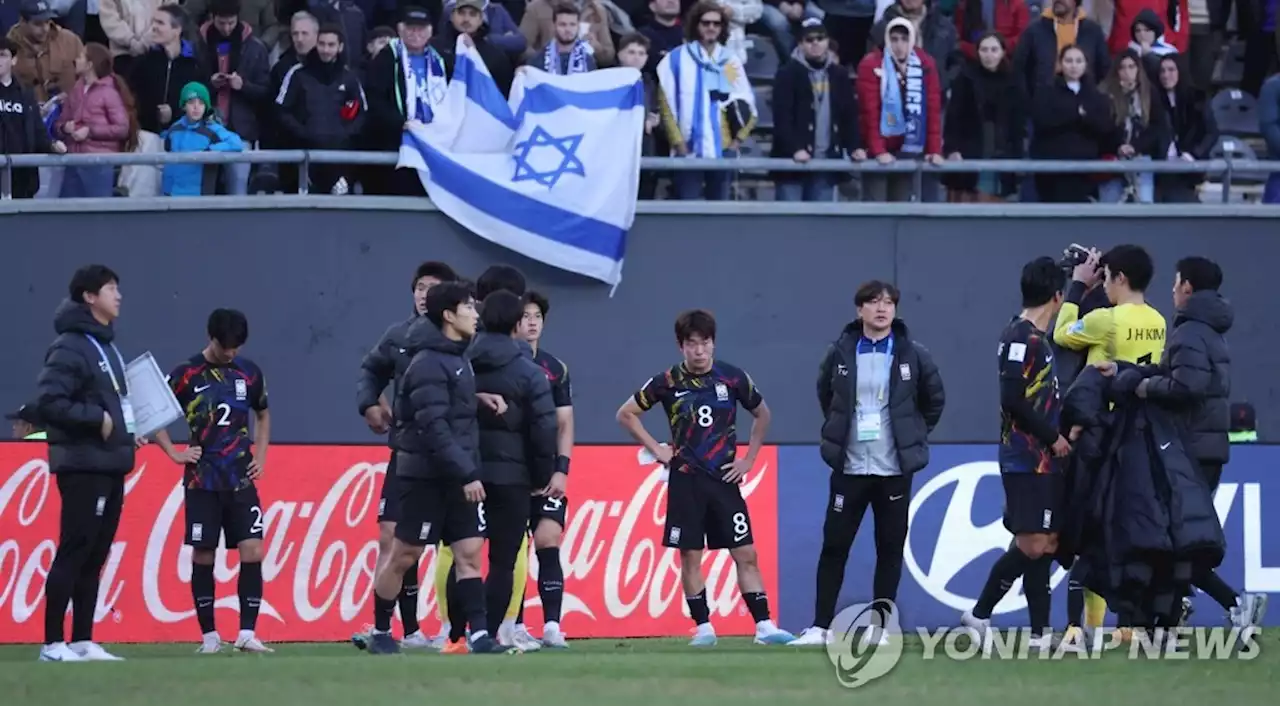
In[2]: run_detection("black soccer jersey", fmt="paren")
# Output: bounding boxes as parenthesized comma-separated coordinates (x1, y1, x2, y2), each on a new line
(168, 354, 268, 490)
(634, 361, 762, 477)
(998, 318, 1060, 475)
(532, 348, 572, 408)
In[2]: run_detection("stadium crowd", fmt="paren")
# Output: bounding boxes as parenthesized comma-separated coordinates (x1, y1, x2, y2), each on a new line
(1, 0, 1279, 202)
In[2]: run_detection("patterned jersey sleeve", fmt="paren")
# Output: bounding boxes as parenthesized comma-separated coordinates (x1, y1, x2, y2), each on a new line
(167, 362, 193, 406)
(249, 362, 269, 412)
(551, 357, 572, 408)
(634, 370, 671, 411)
(998, 328, 1040, 383)
(734, 366, 764, 411)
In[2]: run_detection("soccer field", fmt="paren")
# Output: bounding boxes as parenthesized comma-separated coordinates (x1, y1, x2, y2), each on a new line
(2, 634, 1277, 706)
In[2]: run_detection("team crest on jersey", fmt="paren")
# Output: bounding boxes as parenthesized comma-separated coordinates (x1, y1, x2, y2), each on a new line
(715, 383, 729, 401)
(235, 379, 247, 400)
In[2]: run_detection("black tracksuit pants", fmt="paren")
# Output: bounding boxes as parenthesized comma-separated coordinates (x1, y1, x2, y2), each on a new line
(45, 472, 126, 644)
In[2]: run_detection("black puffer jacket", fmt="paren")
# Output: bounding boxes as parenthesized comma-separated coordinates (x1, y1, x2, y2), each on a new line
(34, 300, 137, 475)
(816, 319, 946, 476)
(356, 313, 418, 417)
(392, 317, 480, 481)
(1142, 290, 1233, 465)
(469, 332, 557, 488)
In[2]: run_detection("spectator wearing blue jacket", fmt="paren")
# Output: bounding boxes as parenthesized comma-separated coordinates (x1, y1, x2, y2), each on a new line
(1261, 73, 1280, 204)
(162, 81, 245, 196)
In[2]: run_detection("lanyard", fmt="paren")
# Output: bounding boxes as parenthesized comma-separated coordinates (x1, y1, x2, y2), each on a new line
(857, 336, 894, 405)
(84, 335, 126, 395)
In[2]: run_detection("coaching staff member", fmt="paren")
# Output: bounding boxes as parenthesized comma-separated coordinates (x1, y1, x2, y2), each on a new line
(789, 280, 945, 647)
(34, 265, 139, 662)
(469, 290, 558, 640)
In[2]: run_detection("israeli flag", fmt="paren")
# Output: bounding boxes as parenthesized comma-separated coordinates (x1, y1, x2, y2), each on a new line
(399, 37, 645, 289)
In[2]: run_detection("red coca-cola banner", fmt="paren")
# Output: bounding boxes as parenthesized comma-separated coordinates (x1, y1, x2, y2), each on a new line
(0, 443, 778, 643)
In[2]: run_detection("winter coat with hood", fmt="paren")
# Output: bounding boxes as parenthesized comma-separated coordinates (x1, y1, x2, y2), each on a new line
(855, 17, 944, 157)
(438, 0, 528, 57)
(197, 21, 272, 143)
(520, 0, 614, 66)
(364, 40, 456, 151)
(56, 75, 131, 154)
(34, 300, 137, 475)
(816, 318, 946, 477)
(392, 317, 481, 482)
(433, 22, 515, 98)
(1159, 73, 1216, 174)
(128, 41, 210, 134)
(6, 21, 83, 103)
(183, 0, 283, 49)
(275, 49, 368, 149)
(356, 312, 420, 423)
(770, 47, 861, 178)
(99, 0, 160, 58)
(469, 332, 558, 488)
(953, 0, 1029, 61)
(1127, 8, 1180, 80)
(161, 113, 245, 195)
(1111, 0, 1189, 55)
(1030, 74, 1116, 161)
(870, 2, 960, 95)
(942, 55, 1024, 194)
(1140, 290, 1233, 466)
(1013, 7, 1111, 99)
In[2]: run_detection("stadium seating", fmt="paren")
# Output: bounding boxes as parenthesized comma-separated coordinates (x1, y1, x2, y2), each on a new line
(1211, 88, 1261, 138)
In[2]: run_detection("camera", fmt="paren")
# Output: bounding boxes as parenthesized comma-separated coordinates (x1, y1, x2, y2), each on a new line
(1058, 243, 1093, 271)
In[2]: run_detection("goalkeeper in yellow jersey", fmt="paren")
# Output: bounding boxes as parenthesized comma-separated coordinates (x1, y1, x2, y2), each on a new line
(1053, 245, 1167, 644)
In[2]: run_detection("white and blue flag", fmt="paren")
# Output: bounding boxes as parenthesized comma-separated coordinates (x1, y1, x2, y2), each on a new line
(399, 37, 645, 289)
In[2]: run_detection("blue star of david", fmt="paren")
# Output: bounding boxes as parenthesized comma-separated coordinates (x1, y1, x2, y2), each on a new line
(511, 126, 586, 188)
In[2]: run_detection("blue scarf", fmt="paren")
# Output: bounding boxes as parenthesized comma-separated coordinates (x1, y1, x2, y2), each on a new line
(879, 50, 925, 154)
(544, 39, 592, 75)
(687, 42, 732, 157)
(395, 40, 446, 123)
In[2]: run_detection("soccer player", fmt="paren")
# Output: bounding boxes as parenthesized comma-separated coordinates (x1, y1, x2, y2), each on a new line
(1053, 244, 1166, 640)
(155, 309, 273, 654)
(351, 261, 457, 651)
(615, 310, 795, 647)
(507, 290, 573, 649)
(365, 282, 504, 655)
(961, 258, 1070, 650)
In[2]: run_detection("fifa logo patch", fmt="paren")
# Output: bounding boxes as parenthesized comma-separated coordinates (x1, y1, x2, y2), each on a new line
(715, 383, 729, 401)
(669, 527, 682, 544)
(1042, 510, 1052, 529)
(836, 364, 848, 377)
(192, 523, 204, 542)
(899, 364, 911, 381)
(235, 379, 247, 400)
(419, 522, 432, 540)
(95, 496, 106, 516)
(833, 494, 845, 513)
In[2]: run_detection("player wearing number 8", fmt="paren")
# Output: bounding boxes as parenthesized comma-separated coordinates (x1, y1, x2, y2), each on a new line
(155, 309, 273, 654)
(616, 310, 795, 648)
(1052, 245, 1165, 639)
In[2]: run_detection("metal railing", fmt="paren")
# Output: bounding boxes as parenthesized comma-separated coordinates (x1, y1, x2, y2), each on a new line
(3, 150, 1278, 203)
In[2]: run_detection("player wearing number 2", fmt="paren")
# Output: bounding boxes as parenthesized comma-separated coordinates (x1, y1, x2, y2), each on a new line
(155, 309, 272, 654)
(1053, 244, 1165, 641)
(616, 310, 795, 648)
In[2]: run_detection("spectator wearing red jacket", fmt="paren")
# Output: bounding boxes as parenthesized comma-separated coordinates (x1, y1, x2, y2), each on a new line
(954, 0, 1029, 61)
(855, 16, 942, 202)
(1109, 0, 1188, 55)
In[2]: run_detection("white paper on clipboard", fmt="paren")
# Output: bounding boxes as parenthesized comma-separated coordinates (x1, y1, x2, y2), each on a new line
(125, 352, 182, 438)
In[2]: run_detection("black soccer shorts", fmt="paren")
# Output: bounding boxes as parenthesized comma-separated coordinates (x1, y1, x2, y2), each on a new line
(377, 452, 401, 524)
(1001, 472, 1064, 535)
(395, 477, 486, 547)
(530, 493, 569, 530)
(663, 470, 754, 551)
(185, 486, 265, 548)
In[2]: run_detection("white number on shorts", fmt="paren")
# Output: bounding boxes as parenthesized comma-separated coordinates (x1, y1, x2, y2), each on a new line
(732, 512, 749, 538)
(249, 505, 264, 534)
(696, 405, 714, 428)
(476, 502, 487, 532)
(216, 403, 232, 426)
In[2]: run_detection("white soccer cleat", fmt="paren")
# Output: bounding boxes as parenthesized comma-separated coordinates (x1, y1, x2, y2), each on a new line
(196, 633, 224, 654)
(511, 625, 542, 652)
(400, 630, 434, 649)
(752, 620, 796, 645)
(787, 626, 831, 646)
(425, 623, 451, 650)
(69, 641, 124, 661)
(959, 610, 993, 653)
(860, 626, 890, 648)
(541, 622, 569, 649)
(234, 632, 274, 653)
(1231, 593, 1269, 629)
(38, 642, 85, 662)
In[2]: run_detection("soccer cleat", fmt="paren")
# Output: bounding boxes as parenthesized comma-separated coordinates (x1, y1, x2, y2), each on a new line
(441, 638, 470, 654)
(470, 634, 519, 654)
(69, 641, 124, 661)
(38, 642, 85, 662)
(400, 630, 434, 650)
(858, 626, 889, 648)
(959, 611, 992, 653)
(689, 626, 718, 648)
(350, 623, 374, 651)
(541, 623, 569, 649)
(1232, 593, 1269, 629)
(196, 634, 224, 654)
(787, 626, 831, 647)
(367, 631, 401, 655)
(1055, 626, 1088, 654)
(1179, 596, 1195, 626)
(234, 633, 274, 653)
(753, 622, 796, 646)
(510, 625, 542, 652)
